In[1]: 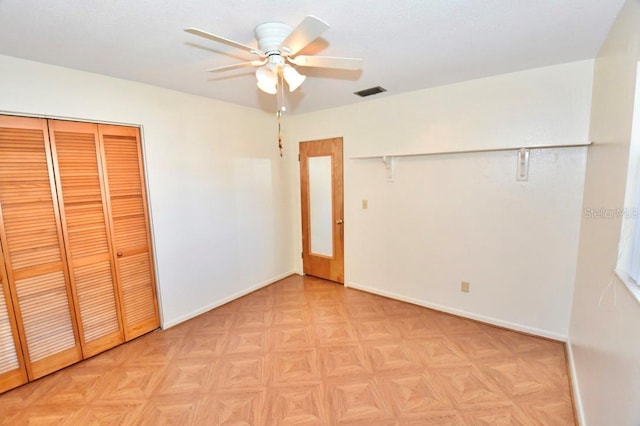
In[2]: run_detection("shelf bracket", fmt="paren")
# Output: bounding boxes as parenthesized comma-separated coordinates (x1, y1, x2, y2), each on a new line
(382, 156, 396, 182)
(516, 148, 529, 181)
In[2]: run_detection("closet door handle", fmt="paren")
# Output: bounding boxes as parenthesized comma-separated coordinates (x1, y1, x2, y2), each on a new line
(117, 251, 123, 257)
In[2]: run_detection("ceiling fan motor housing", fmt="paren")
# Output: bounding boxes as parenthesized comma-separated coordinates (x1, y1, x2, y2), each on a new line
(254, 22, 292, 55)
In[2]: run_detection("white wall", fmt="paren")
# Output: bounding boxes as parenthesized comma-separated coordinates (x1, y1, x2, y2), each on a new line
(0, 54, 296, 328)
(291, 61, 593, 339)
(568, 1, 640, 424)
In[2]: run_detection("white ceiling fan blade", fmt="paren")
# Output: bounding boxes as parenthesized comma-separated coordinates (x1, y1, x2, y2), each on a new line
(185, 28, 265, 57)
(289, 55, 363, 71)
(280, 16, 329, 56)
(207, 60, 267, 72)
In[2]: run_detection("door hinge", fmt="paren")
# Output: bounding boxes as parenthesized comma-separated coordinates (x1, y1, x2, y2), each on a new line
(298, 154, 300, 162)
(301, 251, 303, 258)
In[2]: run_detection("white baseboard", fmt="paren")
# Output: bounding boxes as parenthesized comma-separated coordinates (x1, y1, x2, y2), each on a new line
(565, 341, 585, 425)
(161, 270, 296, 329)
(345, 281, 567, 341)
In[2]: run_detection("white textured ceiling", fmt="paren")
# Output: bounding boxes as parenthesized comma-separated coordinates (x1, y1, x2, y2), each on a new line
(0, 0, 626, 114)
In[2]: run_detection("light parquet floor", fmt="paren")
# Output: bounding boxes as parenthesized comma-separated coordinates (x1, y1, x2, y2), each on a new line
(0, 274, 576, 425)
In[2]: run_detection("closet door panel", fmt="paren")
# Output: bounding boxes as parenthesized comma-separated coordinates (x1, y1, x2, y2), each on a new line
(48, 120, 124, 358)
(0, 116, 82, 380)
(15, 271, 78, 367)
(0, 245, 27, 394)
(100, 125, 159, 341)
(118, 252, 156, 327)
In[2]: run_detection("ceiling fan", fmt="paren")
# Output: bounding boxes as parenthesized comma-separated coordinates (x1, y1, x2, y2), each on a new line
(185, 16, 363, 95)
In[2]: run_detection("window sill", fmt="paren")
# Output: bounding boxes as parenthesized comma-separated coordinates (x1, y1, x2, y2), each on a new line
(614, 269, 640, 305)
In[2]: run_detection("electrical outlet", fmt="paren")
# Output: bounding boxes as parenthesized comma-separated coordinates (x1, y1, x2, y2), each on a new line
(362, 199, 368, 209)
(461, 281, 470, 293)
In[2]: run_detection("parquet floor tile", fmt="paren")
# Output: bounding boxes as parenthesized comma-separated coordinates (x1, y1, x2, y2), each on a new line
(274, 292, 308, 307)
(132, 395, 199, 426)
(366, 341, 423, 374)
(265, 385, 327, 425)
(272, 307, 311, 326)
(216, 354, 268, 390)
(310, 304, 349, 324)
(67, 401, 144, 425)
(225, 329, 269, 354)
(195, 390, 266, 425)
(430, 364, 512, 411)
(151, 357, 214, 396)
(319, 345, 373, 378)
(175, 330, 227, 359)
(345, 300, 387, 319)
(234, 310, 274, 329)
(93, 364, 166, 403)
(395, 315, 443, 339)
(382, 373, 454, 416)
(269, 349, 321, 384)
(315, 321, 359, 347)
(194, 311, 236, 333)
(355, 318, 401, 342)
(460, 403, 531, 425)
(0, 274, 576, 425)
(271, 325, 316, 352)
(410, 335, 471, 368)
(450, 331, 513, 360)
(327, 377, 394, 424)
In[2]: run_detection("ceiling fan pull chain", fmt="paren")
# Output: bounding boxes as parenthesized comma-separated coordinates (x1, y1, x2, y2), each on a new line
(277, 73, 285, 157)
(277, 109, 283, 157)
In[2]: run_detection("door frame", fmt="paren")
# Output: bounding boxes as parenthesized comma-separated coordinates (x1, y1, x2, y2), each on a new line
(299, 137, 344, 283)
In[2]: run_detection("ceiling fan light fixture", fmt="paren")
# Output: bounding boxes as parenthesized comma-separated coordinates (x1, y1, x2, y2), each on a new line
(256, 79, 277, 94)
(256, 65, 278, 94)
(283, 64, 306, 92)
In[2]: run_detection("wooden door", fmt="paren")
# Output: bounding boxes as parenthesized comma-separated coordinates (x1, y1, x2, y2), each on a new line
(99, 125, 159, 341)
(48, 120, 125, 358)
(0, 241, 27, 393)
(0, 116, 82, 380)
(299, 137, 344, 283)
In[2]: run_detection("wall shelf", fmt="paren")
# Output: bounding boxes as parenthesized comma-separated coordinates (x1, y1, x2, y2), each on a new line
(351, 141, 592, 182)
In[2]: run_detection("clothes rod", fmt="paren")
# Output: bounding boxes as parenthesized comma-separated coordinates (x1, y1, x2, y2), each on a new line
(350, 141, 591, 160)
(351, 142, 591, 182)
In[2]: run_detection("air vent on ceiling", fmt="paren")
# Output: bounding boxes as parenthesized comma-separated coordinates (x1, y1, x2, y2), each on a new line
(354, 86, 387, 97)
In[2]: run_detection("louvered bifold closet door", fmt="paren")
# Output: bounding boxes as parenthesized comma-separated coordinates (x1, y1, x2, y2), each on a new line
(48, 120, 125, 358)
(99, 125, 159, 341)
(0, 244, 27, 393)
(0, 116, 82, 380)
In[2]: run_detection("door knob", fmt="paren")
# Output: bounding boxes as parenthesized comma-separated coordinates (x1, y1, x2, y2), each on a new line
(336, 219, 343, 225)
(117, 251, 123, 257)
